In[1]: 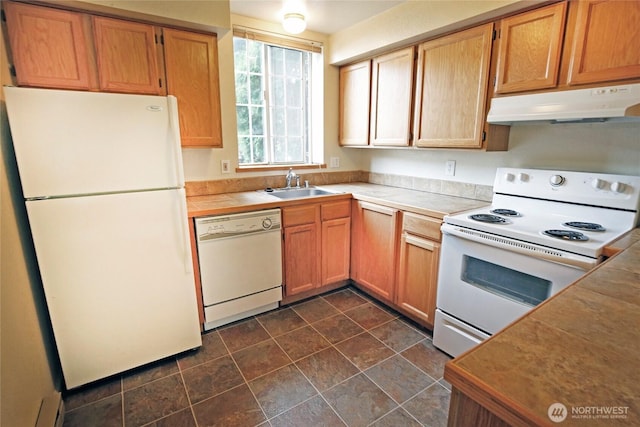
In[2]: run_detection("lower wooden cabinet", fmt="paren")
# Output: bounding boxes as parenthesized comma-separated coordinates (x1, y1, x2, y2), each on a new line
(282, 200, 351, 298)
(395, 212, 442, 328)
(350, 200, 400, 302)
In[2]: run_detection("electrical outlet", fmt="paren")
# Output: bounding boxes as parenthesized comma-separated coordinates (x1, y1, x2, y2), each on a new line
(445, 160, 456, 176)
(330, 157, 340, 168)
(221, 160, 231, 174)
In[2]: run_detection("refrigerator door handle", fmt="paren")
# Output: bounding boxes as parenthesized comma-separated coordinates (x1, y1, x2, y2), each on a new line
(178, 190, 193, 274)
(167, 95, 185, 186)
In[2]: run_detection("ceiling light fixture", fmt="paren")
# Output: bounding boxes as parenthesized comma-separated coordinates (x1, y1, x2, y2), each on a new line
(282, 12, 306, 34)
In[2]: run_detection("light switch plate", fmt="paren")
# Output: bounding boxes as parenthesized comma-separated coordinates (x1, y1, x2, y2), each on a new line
(330, 157, 340, 168)
(445, 160, 456, 176)
(221, 160, 231, 174)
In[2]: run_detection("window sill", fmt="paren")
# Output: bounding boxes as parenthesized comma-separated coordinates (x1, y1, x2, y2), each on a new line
(236, 164, 327, 173)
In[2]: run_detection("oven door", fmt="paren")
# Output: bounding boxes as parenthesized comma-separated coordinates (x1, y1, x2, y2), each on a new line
(436, 224, 592, 336)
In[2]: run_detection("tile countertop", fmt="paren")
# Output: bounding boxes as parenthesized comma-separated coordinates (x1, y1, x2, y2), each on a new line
(186, 182, 489, 219)
(445, 228, 640, 426)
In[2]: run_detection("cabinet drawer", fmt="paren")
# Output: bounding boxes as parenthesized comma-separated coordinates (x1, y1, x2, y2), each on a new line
(402, 212, 442, 241)
(321, 200, 351, 221)
(283, 204, 319, 227)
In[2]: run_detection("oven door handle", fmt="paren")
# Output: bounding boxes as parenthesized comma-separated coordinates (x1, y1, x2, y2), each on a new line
(441, 223, 596, 271)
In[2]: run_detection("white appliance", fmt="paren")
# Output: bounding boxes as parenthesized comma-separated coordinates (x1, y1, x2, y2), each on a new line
(434, 168, 640, 357)
(195, 210, 283, 330)
(4, 86, 202, 389)
(487, 83, 640, 124)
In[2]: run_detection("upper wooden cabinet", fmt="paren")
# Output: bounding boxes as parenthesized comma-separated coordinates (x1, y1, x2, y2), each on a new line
(495, 2, 567, 94)
(495, 0, 639, 94)
(370, 47, 415, 147)
(163, 29, 223, 148)
(3, 2, 93, 90)
(413, 23, 507, 150)
(339, 60, 371, 146)
(565, 0, 640, 86)
(92, 17, 162, 95)
(3, 1, 223, 148)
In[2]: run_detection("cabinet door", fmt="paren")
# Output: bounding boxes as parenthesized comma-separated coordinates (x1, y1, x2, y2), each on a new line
(3, 2, 93, 90)
(413, 24, 494, 149)
(396, 232, 440, 328)
(352, 201, 399, 301)
(163, 29, 223, 148)
(370, 47, 415, 146)
(284, 223, 319, 296)
(566, 0, 640, 85)
(339, 60, 371, 146)
(322, 217, 350, 285)
(495, 2, 567, 93)
(92, 17, 161, 94)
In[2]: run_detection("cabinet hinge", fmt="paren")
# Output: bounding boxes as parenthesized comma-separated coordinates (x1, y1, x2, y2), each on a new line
(493, 29, 499, 40)
(1, 9, 6, 22)
(9, 65, 16, 77)
(160, 35, 164, 45)
(155, 34, 165, 45)
(158, 78, 163, 88)
(482, 131, 487, 142)
(493, 75, 497, 87)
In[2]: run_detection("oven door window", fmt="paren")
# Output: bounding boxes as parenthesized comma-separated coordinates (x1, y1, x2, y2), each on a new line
(461, 255, 551, 307)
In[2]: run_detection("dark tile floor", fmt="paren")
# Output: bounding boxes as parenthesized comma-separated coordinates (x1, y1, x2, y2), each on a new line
(62, 287, 452, 427)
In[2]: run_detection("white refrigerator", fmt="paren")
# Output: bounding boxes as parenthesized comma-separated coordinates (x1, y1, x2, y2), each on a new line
(4, 86, 202, 389)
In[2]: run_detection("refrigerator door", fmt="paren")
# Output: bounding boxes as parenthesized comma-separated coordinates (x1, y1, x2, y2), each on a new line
(26, 188, 201, 389)
(4, 86, 184, 199)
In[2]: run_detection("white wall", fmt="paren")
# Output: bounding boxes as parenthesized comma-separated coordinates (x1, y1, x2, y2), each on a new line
(360, 123, 640, 186)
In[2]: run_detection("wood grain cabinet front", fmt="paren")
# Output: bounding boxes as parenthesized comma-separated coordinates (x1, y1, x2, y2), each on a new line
(369, 46, 415, 147)
(350, 200, 399, 302)
(494, 2, 567, 94)
(3, 2, 93, 90)
(494, 0, 640, 93)
(413, 23, 508, 150)
(564, 0, 640, 86)
(163, 29, 223, 148)
(92, 16, 162, 95)
(282, 200, 351, 298)
(339, 60, 371, 146)
(395, 212, 441, 328)
(3, 1, 223, 148)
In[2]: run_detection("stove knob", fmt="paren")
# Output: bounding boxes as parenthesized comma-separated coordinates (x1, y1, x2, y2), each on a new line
(504, 172, 515, 182)
(518, 173, 529, 182)
(611, 181, 627, 193)
(591, 178, 606, 189)
(549, 174, 565, 186)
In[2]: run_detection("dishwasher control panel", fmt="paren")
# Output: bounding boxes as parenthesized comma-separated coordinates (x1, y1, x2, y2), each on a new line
(195, 209, 281, 242)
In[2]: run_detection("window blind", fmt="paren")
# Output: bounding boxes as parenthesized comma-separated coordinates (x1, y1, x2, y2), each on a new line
(233, 26, 322, 53)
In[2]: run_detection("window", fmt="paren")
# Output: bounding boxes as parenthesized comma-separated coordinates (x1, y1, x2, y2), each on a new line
(233, 29, 322, 167)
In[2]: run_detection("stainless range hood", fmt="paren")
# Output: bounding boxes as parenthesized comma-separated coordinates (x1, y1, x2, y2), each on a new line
(487, 83, 640, 124)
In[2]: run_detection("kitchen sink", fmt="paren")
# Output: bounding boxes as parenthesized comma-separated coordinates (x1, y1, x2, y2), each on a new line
(264, 187, 336, 199)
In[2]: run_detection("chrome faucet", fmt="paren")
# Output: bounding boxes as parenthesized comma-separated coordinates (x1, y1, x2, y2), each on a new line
(285, 168, 297, 188)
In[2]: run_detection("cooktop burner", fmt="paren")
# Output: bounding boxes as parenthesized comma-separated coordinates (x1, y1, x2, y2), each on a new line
(544, 229, 589, 241)
(563, 221, 606, 232)
(490, 208, 521, 217)
(469, 214, 508, 224)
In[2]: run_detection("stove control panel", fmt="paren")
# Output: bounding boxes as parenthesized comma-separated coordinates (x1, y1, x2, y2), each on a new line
(494, 168, 640, 211)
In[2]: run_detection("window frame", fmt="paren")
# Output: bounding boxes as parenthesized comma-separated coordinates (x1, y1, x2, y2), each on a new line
(233, 27, 323, 169)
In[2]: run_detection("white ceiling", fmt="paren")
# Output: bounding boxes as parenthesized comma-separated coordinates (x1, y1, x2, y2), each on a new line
(229, 0, 406, 34)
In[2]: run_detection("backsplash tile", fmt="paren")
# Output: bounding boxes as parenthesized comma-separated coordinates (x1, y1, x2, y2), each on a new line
(186, 170, 493, 202)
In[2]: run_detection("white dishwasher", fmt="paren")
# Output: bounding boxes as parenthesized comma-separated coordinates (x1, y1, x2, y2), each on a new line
(195, 209, 283, 330)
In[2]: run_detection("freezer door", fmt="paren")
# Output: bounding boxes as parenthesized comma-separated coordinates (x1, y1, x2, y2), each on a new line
(4, 86, 184, 198)
(26, 189, 201, 389)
